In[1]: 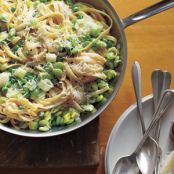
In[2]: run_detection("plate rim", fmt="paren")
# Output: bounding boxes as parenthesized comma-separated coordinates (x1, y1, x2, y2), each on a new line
(105, 94, 152, 174)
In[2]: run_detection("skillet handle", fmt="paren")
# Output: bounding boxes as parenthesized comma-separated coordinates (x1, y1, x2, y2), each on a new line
(122, 0, 174, 28)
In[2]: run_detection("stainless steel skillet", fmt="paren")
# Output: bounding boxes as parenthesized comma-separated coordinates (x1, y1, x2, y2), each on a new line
(0, 0, 174, 137)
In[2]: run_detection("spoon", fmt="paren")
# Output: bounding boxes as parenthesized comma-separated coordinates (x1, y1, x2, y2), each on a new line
(151, 70, 172, 174)
(132, 62, 160, 174)
(112, 91, 174, 174)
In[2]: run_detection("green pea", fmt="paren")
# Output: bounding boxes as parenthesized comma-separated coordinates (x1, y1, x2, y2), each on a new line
(39, 120, 50, 127)
(53, 62, 64, 70)
(29, 121, 38, 130)
(83, 35, 91, 42)
(12, 45, 20, 53)
(105, 39, 115, 48)
(77, 14, 83, 19)
(90, 29, 101, 38)
(98, 80, 108, 89)
(45, 63, 53, 72)
(39, 126, 50, 132)
(83, 41, 90, 47)
(72, 5, 80, 12)
(11, 7, 16, 13)
(31, 88, 41, 98)
(88, 83, 98, 91)
(104, 70, 117, 80)
(52, 68, 63, 78)
(2, 86, 8, 92)
(0, 14, 8, 22)
(71, 47, 80, 55)
(96, 95, 104, 102)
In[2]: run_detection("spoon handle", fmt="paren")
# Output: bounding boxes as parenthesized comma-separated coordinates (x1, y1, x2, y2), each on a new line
(153, 71, 171, 140)
(152, 71, 172, 174)
(132, 61, 146, 134)
(135, 90, 174, 154)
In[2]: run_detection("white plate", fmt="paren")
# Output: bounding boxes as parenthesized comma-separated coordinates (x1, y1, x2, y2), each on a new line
(105, 95, 174, 174)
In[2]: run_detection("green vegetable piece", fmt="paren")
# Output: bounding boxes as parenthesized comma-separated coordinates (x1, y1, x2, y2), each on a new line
(106, 52, 115, 60)
(106, 47, 118, 60)
(14, 68, 27, 79)
(63, 113, 71, 124)
(92, 42, 97, 51)
(77, 14, 83, 19)
(106, 40, 114, 48)
(104, 70, 117, 80)
(45, 63, 53, 72)
(52, 68, 63, 78)
(92, 40, 107, 50)
(39, 112, 45, 118)
(82, 105, 95, 112)
(0, 14, 9, 22)
(83, 41, 90, 47)
(90, 29, 101, 38)
(60, 117, 65, 126)
(44, 111, 51, 121)
(98, 80, 108, 89)
(105, 60, 114, 69)
(23, 91, 30, 99)
(11, 7, 16, 13)
(55, 111, 63, 117)
(39, 126, 50, 132)
(0, 32, 8, 42)
(56, 116, 62, 126)
(38, 79, 54, 92)
(46, 53, 57, 63)
(9, 28, 16, 37)
(2, 86, 8, 92)
(29, 121, 38, 130)
(96, 40, 107, 48)
(53, 62, 64, 70)
(96, 95, 104, 102)
(66, 0, 73, 6)
(31, 88, 41, 98)
(72, 5, 80, 12)
(39, 120, 50, 127)
(12, 45, 20, 53)
(114, 58, 121, 68)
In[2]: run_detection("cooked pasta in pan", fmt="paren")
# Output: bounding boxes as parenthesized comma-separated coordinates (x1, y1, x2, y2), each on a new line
(0, 0, 121, 132)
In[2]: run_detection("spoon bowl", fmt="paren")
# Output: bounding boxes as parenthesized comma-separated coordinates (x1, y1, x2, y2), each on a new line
(136, 137, 160, 174)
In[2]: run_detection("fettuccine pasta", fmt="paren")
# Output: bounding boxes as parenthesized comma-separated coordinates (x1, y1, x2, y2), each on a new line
(0, 0, 121, 132)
